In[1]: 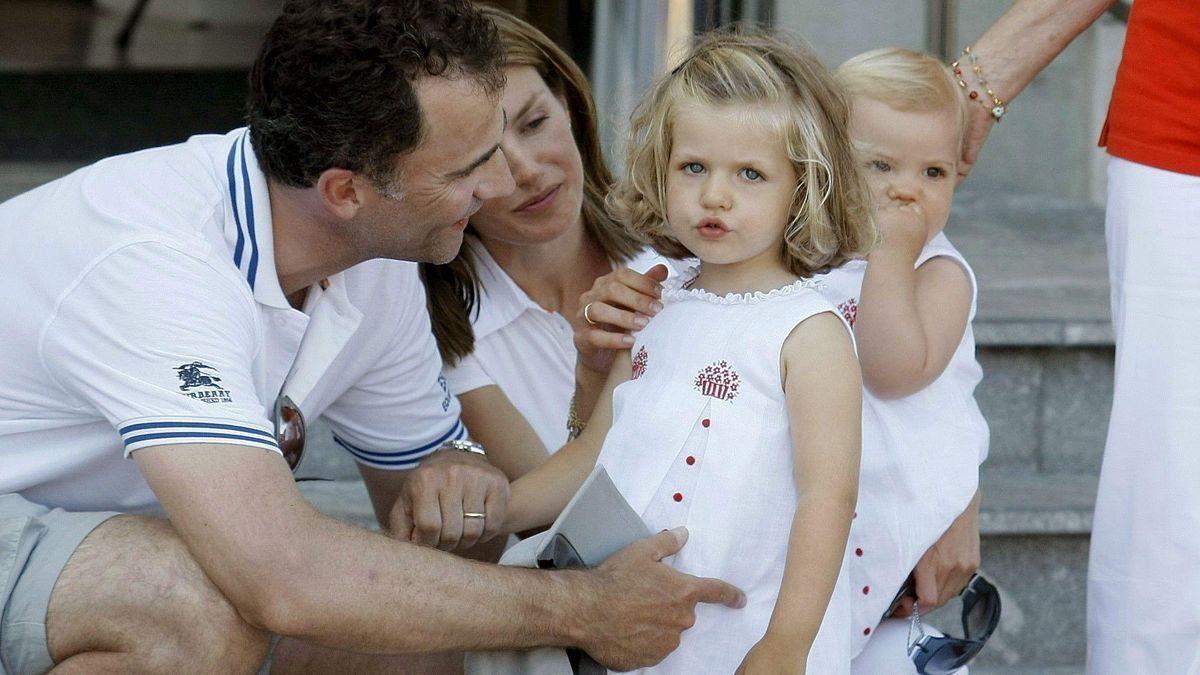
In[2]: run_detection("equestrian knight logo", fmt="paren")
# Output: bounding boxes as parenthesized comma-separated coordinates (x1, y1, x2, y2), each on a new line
(175, 362, 232, 403)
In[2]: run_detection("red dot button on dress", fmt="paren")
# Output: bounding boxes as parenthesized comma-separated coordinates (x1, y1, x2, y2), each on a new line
(673, 492, 683, 502)
(863, 627, 871, 636)
(686, 456, 696, 466)
(701, 418, 711, 428)
(855, 548, 863, 557)
(862, 586, 870, 595)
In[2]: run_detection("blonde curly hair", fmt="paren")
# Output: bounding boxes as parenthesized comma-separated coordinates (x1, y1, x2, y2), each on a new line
(608, 28, 876, 277)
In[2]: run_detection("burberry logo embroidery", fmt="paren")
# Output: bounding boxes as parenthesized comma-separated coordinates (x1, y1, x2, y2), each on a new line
(694, 360, 740, 401)
(174, 361, 232, 403)
(632, 346, 649, 380)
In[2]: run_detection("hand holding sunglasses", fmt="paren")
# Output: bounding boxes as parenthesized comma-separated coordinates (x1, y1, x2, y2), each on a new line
(907, 573, 1002, 675)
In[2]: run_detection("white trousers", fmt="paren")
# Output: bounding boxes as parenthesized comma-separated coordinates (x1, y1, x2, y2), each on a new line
(1087, 157, 1200, 674)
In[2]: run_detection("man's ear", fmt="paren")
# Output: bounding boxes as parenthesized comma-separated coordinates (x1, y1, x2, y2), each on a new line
(315, 168, 367, 220)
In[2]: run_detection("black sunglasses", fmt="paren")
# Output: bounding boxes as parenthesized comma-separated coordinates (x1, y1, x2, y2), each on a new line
(908, 573, 1001, 675)
(273, 393, 306, 472)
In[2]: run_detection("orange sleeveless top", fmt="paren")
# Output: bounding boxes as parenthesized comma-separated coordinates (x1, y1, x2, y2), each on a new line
(1100, 0, 1200, 176)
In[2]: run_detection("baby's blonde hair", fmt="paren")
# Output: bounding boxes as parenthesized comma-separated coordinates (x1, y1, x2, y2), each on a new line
(835, 47, 967, 150)
(608, 28, 876, 277)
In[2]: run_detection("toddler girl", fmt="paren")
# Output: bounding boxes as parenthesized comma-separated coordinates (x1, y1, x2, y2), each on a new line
(822, 48, 988, 670)
(506, 29, 876, 673)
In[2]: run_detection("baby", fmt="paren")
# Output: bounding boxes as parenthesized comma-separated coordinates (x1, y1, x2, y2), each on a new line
(818, 47, 989, 670)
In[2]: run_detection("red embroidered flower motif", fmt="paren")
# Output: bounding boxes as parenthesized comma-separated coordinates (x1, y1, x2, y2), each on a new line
(838, 298, 858, 327)
(694, 360, 741, 401)
(631, 346, 649, 380)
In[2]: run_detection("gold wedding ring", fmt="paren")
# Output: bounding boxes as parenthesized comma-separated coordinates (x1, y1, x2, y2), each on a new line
(583, 302, 598, 325)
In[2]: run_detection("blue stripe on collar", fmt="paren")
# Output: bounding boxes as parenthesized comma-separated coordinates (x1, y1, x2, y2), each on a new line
(226, 141, 246, 269)
(239, 132, 260, 290)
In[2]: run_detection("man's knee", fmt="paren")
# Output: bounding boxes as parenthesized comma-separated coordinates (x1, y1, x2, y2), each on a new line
(47, 515, 270, 672)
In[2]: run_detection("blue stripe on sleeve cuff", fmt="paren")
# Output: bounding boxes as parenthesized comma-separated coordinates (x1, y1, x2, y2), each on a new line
(118, 418, 279, 455)
(333, 419, 466, 469)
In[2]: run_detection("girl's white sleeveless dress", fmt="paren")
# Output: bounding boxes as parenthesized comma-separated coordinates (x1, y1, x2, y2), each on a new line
(597, 267, 854, 674)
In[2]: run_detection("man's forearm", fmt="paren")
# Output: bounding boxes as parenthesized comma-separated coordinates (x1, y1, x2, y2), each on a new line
(262, 507, 588, 653)
(138, 445, 587, 655)
(971, 0, 1117, 103)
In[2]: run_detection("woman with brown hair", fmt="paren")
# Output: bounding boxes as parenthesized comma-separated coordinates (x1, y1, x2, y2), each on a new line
(421, 5, 669, 480)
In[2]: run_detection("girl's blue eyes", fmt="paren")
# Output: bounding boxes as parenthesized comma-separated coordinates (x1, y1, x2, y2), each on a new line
(924, 167, 946, 178)
(680, 164, 763, 181)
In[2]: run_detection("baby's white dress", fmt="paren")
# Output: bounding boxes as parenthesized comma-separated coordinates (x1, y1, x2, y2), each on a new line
(815, 232, 987, 656)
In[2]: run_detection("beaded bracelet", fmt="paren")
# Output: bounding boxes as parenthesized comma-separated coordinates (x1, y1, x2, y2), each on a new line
(952, 46, 1007, 122)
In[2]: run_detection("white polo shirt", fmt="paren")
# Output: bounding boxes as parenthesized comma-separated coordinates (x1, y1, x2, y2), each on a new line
(0, 129, 463, 515)
(443, 235, 673, 451)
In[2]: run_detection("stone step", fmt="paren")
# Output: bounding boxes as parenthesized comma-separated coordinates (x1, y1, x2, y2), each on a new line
(976, 345, 1112, 476)
(949, 192, 1113, 478)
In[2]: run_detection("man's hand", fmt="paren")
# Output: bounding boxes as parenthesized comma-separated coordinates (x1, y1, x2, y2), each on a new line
(891, 490, 982, 617)
(575, 527, 745, 670)
(389, 448, 509, 552)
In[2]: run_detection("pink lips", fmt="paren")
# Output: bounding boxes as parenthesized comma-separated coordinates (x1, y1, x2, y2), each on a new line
(697, 217, 729, 240)
(515, 184, 560, 213)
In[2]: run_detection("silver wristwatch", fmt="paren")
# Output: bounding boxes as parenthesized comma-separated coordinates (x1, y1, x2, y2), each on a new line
(441, 438, 486, 457)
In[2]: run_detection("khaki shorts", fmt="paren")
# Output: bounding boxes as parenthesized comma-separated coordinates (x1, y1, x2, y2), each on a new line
(0, 494, 118, 675)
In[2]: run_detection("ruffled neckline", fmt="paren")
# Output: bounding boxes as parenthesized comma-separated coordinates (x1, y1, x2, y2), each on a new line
(661, 263, 822, 305)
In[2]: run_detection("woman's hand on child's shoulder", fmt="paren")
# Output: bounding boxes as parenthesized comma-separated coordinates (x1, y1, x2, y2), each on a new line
(574, 264, 668, 376)
(735, 634, 807, 675)
(873, 201, 928, 259)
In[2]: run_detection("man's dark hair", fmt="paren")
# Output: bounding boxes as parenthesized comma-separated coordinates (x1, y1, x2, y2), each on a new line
(247, 0, 505, 188)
